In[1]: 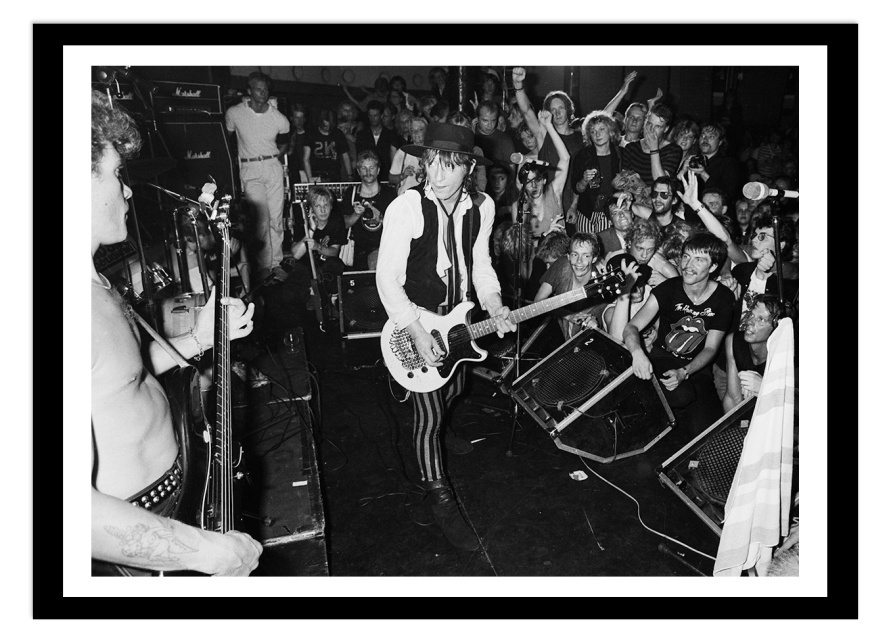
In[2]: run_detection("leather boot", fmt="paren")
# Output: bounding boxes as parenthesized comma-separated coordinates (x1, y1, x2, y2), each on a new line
(425, 479, 480, 551)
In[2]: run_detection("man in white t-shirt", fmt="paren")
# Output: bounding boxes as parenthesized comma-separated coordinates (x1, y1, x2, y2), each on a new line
(225, 72, 290, 282)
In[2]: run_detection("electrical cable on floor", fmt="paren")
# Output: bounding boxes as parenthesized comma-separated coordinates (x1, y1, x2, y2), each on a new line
(577, 455, 717, 562)
(357, 491, 411, 507)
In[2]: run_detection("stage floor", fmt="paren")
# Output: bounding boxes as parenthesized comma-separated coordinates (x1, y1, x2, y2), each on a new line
(226, 275, 757, 578)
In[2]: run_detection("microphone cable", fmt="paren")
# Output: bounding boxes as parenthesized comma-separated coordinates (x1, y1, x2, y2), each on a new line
(576, 454, 717, 562)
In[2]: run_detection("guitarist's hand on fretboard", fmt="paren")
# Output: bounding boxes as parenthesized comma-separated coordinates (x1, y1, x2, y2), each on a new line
(193, 286, 256, 350)
(487, 304, 516, 338)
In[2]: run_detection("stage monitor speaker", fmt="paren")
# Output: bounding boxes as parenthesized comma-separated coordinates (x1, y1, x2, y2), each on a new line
(471, 315, 566, 394)
(508, 327, 676, 464)
(338, 271, 387, 339)
(656, 398, 756, 538)
(156, 121, 236, 196)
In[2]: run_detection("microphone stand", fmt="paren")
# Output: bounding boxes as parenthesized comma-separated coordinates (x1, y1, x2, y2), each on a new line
(142, 182, 211, 299)
(121, 163, 161, 332)
(506, 170, 532, 456)
(767, 198, 785, 306)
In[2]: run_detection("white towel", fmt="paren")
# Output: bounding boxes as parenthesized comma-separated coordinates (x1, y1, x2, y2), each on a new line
(714, 318, 796, 576)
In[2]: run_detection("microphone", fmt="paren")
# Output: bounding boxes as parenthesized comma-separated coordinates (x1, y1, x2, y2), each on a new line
(742, 181, 799, 200)
(510, 152, 551, 167)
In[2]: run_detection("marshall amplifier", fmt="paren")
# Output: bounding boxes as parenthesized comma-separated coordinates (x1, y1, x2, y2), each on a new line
(508, 327, 675, 464)
(91, 81, 145, 116)
(151, 80, 223, 117)
(156, 121, 236, 196)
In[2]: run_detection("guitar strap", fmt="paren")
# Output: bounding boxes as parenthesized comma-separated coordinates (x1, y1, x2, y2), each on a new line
(127, 304, 191, 369)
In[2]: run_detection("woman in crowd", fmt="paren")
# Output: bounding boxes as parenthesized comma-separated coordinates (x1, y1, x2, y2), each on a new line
(511, 110, 569, 242)
(569, 110, 623, 234)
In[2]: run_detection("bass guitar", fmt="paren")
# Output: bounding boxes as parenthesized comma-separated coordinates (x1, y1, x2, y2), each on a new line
(381, 269, 624, 393)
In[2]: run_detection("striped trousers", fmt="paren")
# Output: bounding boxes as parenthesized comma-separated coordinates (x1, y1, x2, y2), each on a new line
(411, 368, 466, 482)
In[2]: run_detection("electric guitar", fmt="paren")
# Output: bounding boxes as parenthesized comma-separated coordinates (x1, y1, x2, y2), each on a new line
(198, 192, 247, 540)
(381, 269, 624, 393)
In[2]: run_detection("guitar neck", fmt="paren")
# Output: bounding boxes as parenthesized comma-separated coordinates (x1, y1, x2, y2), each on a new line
(213, 219, 235, 534)
(466, 287, 587, 341)
(465, 271, 622, 341)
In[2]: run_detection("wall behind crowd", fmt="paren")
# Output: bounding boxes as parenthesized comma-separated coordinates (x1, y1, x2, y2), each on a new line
(129, 65, 796, 134)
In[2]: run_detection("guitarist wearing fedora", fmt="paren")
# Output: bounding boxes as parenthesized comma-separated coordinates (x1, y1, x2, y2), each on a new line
(90, 90, 262, 575)
(376, 122, 516, 551)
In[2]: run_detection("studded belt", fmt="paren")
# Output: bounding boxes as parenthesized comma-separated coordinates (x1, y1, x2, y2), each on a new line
(127, 458, 183, 515)
(239, 154, 278, 163)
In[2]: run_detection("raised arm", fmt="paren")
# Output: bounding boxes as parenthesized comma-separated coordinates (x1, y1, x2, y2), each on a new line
(512, 67, 545, 146)
(603, 70, 638, 115)
(539, 110, 570, 200)
(340, 83, 364, 110)
(678, 170, 749, 265)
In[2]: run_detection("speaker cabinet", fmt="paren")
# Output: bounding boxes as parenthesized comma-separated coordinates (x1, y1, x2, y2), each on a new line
(337, 271, 387, 339)
(156, 121, 236, 196)
(471, 315, 566, 394)
(508, 327, 676, 464)
(656, 398, 756, 537)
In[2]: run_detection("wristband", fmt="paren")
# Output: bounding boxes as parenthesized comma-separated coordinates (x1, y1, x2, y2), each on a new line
(649, 148, 661, 155)
(679, 367, 688, 380)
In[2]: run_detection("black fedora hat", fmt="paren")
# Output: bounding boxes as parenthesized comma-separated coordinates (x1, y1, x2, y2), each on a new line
(403, 122, 492, 166)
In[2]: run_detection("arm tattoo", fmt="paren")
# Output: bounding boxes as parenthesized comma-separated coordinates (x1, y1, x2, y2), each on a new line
(104, 523, 197, 565)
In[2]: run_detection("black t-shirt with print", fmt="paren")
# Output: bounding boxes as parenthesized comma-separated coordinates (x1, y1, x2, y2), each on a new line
(651, 277, 734, 361)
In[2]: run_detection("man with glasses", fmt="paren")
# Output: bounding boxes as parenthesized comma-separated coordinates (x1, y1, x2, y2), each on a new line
(731, 209, 799, 321)
(648, 176, 682, 228)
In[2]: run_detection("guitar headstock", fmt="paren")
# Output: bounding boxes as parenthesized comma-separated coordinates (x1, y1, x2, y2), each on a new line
(197, 182, 232, 248)
(584, 269, 625, 299)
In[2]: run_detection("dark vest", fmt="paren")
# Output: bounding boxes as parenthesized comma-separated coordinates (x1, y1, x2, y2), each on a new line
(403, 185, 483, 311)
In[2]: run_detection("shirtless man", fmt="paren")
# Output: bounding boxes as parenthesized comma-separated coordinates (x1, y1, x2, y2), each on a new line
(91, 90, 261, 575)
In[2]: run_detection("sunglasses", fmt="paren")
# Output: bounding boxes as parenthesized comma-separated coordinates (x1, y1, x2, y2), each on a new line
(652, 190, 671, 199)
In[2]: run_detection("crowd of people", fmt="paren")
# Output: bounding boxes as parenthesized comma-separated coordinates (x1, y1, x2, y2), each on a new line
(92, 65, 800, 567)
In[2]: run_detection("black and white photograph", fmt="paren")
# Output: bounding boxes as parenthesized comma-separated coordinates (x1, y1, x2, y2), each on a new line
(17, 6, 877, 636)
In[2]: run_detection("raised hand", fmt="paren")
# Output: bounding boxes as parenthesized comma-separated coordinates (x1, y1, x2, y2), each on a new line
(622, 70, 638, 90)
(678, 169, 700, 207)
(470, 91, 480, 113)
(619, 258, 641, 293)
(512, 67, 527, 88)
(643, 119, 660, 149)
(538, 109, 553, 127)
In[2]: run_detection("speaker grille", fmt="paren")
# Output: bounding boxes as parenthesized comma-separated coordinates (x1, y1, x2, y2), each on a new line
(532, 349, 607, 406)
(688, 422, 748, 504)
(342, 285, 387, 331)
